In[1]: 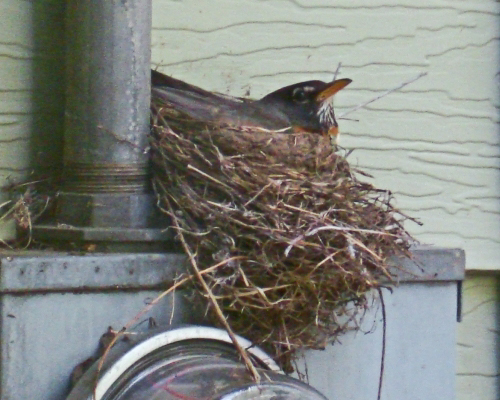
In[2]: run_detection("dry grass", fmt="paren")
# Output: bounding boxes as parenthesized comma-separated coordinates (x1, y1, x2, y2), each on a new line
(0, 179, 54, 248)
(150, 97, 417, 371)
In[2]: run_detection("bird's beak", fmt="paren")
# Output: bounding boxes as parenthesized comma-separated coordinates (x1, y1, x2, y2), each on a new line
(315, 78, 352, 102)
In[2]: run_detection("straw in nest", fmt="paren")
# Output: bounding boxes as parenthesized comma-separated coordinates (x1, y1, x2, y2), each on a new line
(150, 97, 416, 371)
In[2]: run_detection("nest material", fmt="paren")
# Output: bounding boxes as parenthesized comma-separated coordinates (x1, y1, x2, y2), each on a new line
(0, 179, 56, 249)
(151, 100, 415, 370)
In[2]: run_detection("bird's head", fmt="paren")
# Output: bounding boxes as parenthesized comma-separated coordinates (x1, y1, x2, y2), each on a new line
(259, 78, 352, 137)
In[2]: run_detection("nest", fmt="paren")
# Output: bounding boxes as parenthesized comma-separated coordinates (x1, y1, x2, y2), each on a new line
(150, 98, 415, 371)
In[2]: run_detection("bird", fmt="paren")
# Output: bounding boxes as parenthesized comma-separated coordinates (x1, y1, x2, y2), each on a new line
(151, 69, 351, 140)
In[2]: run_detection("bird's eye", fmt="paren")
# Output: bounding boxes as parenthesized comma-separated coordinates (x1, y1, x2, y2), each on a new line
(292, 87, 308, 103)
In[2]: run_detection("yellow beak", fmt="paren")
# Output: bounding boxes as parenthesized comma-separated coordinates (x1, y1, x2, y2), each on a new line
(316, 78, 352, 102)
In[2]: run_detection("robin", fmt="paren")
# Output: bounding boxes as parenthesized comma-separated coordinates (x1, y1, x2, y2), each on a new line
(151, 69, 351, 139)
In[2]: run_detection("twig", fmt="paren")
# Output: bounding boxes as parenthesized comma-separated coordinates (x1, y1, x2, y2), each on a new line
(92, 257, 241, 400)
(244, 182, 272, 207)
(332, 62, 342, 81)
(376, 287, 387, 400)
(23, 202, 32, 249)
(0, 202, 15, 222)
(92, 276, 190, 399)
(187, 164, 232, 189)
(339, 72, 427, 118)
(169, 284, 176, 325)
(305, 225, 398, 237)
(0, 238, 13, 249)
(166, 197, 261, 383)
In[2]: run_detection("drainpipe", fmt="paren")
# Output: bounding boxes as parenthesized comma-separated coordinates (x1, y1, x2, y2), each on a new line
(34, 0, 168, 248)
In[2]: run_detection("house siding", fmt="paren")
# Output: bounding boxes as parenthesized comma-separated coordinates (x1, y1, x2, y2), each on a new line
(457, 273, 499, 400)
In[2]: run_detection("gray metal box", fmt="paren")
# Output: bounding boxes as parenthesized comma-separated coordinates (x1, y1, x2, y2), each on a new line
(0, 247, 464, 399)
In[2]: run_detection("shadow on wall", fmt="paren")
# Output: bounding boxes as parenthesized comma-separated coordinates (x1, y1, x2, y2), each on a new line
(30, 2, 66, 176)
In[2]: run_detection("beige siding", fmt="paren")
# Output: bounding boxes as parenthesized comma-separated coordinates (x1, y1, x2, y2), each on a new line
(457, 274, 499, 400)
(152, 0, 500, 270)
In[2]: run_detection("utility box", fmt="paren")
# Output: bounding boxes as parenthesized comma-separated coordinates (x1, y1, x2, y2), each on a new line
(0, 247, 464, 399)
(299, 247, 464, 399)
(0, 252, 194, 399)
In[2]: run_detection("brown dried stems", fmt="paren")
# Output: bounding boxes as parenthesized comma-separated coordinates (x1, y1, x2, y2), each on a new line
(150, 100, 415, 370)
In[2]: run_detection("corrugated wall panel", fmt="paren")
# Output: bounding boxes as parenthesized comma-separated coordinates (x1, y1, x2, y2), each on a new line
(457, 274, 499, 400)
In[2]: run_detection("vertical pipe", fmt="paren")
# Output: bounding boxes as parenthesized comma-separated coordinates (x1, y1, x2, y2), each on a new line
(34, 0, 169, 242)
(64, 0, 151, 192)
